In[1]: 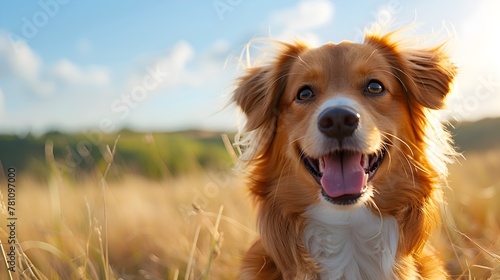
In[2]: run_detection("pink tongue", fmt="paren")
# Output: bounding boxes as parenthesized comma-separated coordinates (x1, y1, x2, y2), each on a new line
(320, 153, 368, 198)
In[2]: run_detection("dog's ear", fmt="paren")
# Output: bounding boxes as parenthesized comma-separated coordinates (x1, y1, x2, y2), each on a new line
(233, 66, 276, 132)
(401, 48, 456, 109)
(233, 42, 308, 132)
(366, 34, 456, 109)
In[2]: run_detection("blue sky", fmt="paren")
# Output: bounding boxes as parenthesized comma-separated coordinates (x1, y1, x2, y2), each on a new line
(0, 0, 499, 135)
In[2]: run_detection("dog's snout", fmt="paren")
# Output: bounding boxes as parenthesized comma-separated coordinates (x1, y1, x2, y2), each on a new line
(317, 107, 359, 140)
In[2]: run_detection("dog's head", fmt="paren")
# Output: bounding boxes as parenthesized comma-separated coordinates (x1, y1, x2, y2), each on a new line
(234, 31, 456, 230)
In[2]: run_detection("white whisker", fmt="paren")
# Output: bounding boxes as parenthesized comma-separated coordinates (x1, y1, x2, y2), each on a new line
(381, 133, 417, 188)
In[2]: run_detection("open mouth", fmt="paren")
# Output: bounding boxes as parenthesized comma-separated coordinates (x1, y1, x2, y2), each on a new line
(301, 147, 387, 205)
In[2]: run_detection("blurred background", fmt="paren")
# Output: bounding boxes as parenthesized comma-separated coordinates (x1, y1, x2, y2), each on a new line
(0, 1, 499, 279)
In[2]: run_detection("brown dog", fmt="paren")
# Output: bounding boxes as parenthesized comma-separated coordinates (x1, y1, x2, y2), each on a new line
(233, 29, 456, 279)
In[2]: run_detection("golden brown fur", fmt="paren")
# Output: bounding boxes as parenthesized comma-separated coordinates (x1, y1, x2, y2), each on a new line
(233, 29, 456, 279)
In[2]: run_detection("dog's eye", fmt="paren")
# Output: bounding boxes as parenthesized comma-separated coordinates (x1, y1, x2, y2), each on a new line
(296, 87, 315, 102)
(365, 80, 385, 95)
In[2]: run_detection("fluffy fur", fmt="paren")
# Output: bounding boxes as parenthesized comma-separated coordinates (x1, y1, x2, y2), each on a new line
(233, 29, 456, 279)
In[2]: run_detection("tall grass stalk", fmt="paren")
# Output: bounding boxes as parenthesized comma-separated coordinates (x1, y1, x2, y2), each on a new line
(99, 135, 120, 280)
(185, 224, 201, 280)
(203, 205, 224, 280)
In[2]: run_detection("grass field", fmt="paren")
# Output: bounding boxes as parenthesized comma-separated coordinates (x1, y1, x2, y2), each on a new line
(1, 142, 500, 279)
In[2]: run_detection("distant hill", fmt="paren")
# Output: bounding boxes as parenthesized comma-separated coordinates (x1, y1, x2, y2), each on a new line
(450, 117, 500, 152)
(0, 118, 499, 180)
(0, 130, 234, 181)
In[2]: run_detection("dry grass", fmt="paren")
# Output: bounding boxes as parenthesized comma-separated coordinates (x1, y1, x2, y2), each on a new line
(439, 148, 500, 279)
(0, 147, 499, 279)
(0, 174, 256, 280)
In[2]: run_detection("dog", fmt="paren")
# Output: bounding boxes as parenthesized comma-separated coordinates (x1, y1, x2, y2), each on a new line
(232, 28, 456, 279)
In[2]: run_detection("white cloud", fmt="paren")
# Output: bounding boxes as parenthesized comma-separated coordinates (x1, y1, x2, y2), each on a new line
(0, 32, 111, 101)
(126, 40, 198, 93)
(115, 39, 235, 131)
(0, 32, 56, 96)
(269, 0, 334, 46)
(187, 39, 233, 88)
(0, 32, 117, 133)
(158, 41, 195, 70)
(155, 40, 195, 87)
(52, 59, 110, 86)
(121, 38, 235, 124)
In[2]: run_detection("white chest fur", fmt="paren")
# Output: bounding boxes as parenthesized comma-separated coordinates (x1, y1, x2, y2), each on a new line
(304, 203, 399, 280)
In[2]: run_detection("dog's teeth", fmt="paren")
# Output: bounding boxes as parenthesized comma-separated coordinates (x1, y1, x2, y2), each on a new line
(363, 154, 369, 169)
(319, 157, 325, 172)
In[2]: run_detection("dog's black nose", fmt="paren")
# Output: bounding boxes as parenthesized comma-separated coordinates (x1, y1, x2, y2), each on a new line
(317, 107, 359, 140)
